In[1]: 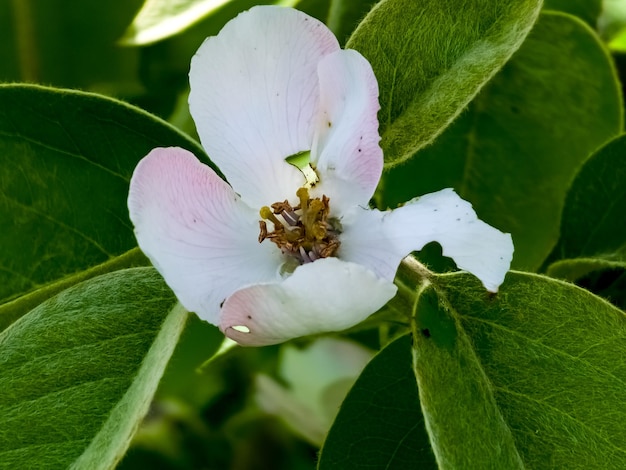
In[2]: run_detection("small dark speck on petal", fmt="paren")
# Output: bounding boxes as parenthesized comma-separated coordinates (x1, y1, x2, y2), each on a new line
(327, 121, 332, 127)
(219, 300, 225, 308)
(358, 148, 362, 152)
(456, 218, 460, 221)
(247, 315, 252, 319)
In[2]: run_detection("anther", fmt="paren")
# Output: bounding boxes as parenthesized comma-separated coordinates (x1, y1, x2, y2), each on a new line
(258, 220, 268, 243)
(260, 206, 283, 227)
(296, 187, 309, 211)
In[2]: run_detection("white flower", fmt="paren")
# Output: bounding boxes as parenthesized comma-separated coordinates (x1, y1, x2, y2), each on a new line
(128, 6, 513, 346)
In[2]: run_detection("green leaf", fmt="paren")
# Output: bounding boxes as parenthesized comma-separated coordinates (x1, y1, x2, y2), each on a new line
(318, 335, 437, 469)
(347, 0, 542, 166)
(600, 0, 626, 48)
(413, 271, 626, 467)
(0, 249, 148, 334)
(120, 0, 237, 45)
(379, 12, 623, 271)
(609, 28, 626, 52)
(547, 258, 626, 282)
(0, 268, 191, 469)
(546, 134, 626, 273)
(0, 84, 207, 305)
(543, 0, 601, 26)
(120, 0, 301, 45)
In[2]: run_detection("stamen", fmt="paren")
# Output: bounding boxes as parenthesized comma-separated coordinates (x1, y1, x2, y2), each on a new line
(296, 187, 309, 211)
(299, 246, 313, 263)
(258, 187, 341, 265)
(271, 201, 299, 226)
(282, 210, 299, 226)
(258, 220, 268, 243)
(260, 206, 283, 228)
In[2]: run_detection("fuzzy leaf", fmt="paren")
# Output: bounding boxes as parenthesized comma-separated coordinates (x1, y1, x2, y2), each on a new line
(414, 271, 626, 468)
(0, 84, 207, 307)
(0, 249, 147, 334)
(379, 12, 623, 271)
(347, 0, 542, 166)
(318, 335, 436, 469)
(0, 268, 193, 469)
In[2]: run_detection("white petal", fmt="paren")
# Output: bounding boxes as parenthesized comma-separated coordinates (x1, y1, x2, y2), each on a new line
(189, 6, 340, 208)
(312, 49, 383, 212)
(128, 147, 283, 325)
(219, 258, 397, 346)
(340, 189, 514, 292)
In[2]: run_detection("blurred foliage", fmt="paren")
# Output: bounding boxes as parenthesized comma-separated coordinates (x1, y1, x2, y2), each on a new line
(2, 1, 626, 468)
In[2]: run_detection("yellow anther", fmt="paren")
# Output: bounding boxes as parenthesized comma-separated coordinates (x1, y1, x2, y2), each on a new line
(259, 188, 340, 263)
(296, 187, 309, 211)
(260, 206, 282, 227)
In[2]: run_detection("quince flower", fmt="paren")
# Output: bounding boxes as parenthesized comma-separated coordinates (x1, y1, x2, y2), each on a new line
(128, 6, 513, 346)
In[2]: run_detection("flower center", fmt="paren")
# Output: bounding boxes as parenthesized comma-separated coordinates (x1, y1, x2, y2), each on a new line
(258, 187, 341, 264)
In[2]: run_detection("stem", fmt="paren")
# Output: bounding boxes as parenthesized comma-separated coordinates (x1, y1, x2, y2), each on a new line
(11, 0, 38, 82)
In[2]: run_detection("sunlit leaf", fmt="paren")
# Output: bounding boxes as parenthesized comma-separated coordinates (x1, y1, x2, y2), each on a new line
(120, 0, 236, 45)
(413, 271, 626, 467)
(600, 0, 626, 48)
(0, 268, 192, 469)
(379, 12, 623, 271)
(121, 0, 302, 45)
(347, 0, 542, 166)
(609, 28, 626, 51)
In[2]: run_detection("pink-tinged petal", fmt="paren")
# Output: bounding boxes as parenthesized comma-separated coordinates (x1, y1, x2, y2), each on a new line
(312, 49, 383, 211)
(128, 147, 283, 325)
(220, 258, 397, 346)
(189, 6, 340, 208)
(340, 189, 514, 292)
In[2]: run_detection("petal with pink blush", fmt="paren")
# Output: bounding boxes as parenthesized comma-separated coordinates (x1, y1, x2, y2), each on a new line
(220, 258, 397, 346)
(312, 49, 383, 211)
(340, 189, 514, 292)
(128, 147, 283, 324)
(189, 6, 340, 208)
